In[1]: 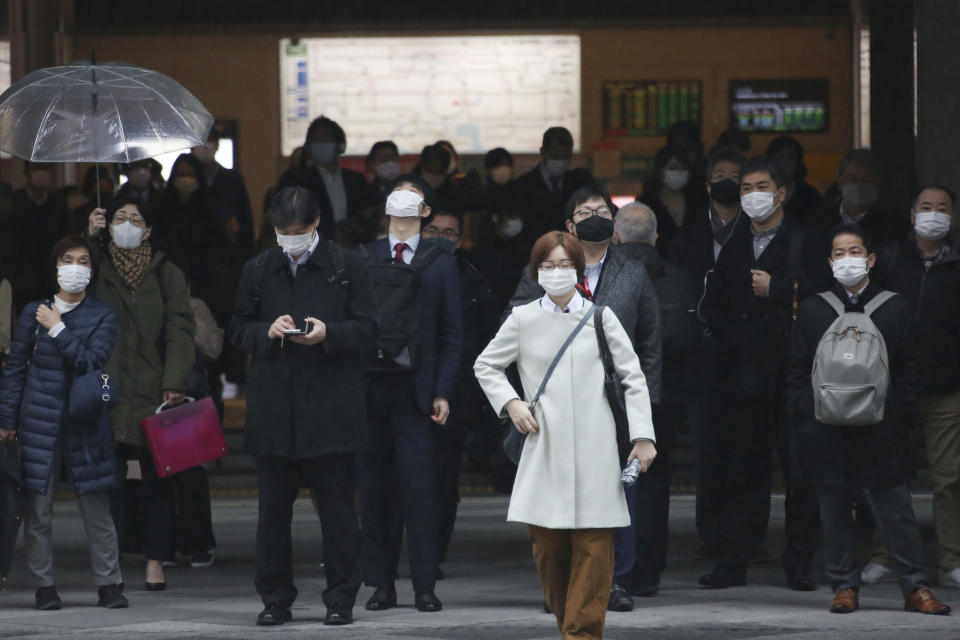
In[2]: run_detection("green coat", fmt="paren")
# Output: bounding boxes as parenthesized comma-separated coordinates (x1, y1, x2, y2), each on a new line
(91, 251, 196, 446)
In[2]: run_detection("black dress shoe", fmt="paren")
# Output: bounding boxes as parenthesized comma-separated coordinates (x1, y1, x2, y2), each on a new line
(608, 584, 634, 612)
(144, 581, 166, 592)
(631, 584, 659, 597)
(98, 584, 129, 608)
(786, 572, 817, 592)
(699, 565, 747, 589)
(365, 585, 397, 611)
(257, 604, 292, 626)
(415, 591, 442, 612)
(324, 605, 353, 626)
(436, 566, 446, 580)
(35, 585, 62, 611)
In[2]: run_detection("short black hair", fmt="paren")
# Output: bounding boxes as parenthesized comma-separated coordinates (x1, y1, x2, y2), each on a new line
(305, 115, 346, 149)
(268, 186, 320, 229)
(484, 147, 513, 170)
(830, 222, 875, 254)
(564, 186, 616, 222)
(740, 156, 786, 189)
(108, 195, 156, 228)
(766, 136, 808, 180)
(424, 202, 464, 233)
(706, 147, 747, 179)
(838, 148, 882, 177)
(392, 173, 434, 207)
(50, 235, 99, 286)
(714, 126, 751, 153)
(542, 127, 573, 150)
(366, 140, 399, 164)
(418, 143, 451, 175)
(913, 184, 957, 209)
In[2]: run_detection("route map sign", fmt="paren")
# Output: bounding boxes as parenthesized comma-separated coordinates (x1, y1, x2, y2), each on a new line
(280, 35, 581, 156)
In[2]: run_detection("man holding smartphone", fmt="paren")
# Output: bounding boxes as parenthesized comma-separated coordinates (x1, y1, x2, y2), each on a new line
(229, 186, 378, 627)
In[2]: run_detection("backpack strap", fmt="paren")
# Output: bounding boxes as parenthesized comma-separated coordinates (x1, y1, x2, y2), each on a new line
(527, 308, 593, 413)
(411, 244, 443, 271)
(326, 240, 350, 291)
(817, 291, 846, 317)
(250, 251, 269, 308)
(863, 290, 897, 317)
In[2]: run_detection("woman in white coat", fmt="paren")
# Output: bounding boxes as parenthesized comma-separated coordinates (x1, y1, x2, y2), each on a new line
(474, 231, 656, 640)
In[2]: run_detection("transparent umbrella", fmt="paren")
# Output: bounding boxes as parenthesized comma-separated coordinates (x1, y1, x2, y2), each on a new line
(0, 58, 213, 204)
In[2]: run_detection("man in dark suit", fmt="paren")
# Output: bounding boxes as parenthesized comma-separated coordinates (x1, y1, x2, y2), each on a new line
(279, 116, 377, 240)
(508, 126, 595, 245)
(360, 177, 463, 614)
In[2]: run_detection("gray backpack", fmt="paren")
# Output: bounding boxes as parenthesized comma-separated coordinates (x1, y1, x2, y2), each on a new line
(811, 290, 896, 426)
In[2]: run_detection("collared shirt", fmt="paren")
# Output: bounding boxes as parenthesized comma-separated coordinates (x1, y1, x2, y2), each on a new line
(318, 165, 348, 222)
(583, 250, 607, 295)
(539, 291, 585, 313)
(539, 163, 563, 196)
(283, 232, 320, 276)
(751, 221, 782, 259)
(48, 295, 82, 338)
(839, 202, 868, 225)
(844, 280, 869, 305)
(389, 233, 421, 265)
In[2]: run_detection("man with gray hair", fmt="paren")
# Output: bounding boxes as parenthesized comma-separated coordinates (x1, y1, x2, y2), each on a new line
(614, 202, 658, 246)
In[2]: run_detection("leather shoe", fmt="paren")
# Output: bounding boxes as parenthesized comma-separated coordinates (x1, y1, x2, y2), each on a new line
(35, 585, 62, 611)
(905, 587, 951, 615)
(97, 584, 129, 609)
(787, 571, 817, 592)
(699, 565, 746, 589)
(257, 604, 292, 626)
(365, 585, 397, 611)
(324, 605, 354, 626)
(829, 588, 858, 613)
(415, 591, 442, 612)
(608, 584, 634, 612)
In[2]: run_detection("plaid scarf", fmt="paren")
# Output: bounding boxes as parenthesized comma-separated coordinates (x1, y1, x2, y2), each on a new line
(109, 238, 153, 291)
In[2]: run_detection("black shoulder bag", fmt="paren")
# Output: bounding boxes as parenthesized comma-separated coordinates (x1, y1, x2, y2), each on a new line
(593, 305, 632, 467)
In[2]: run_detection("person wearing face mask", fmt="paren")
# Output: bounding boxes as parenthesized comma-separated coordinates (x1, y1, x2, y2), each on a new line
(358, 178, 463, 614)
(786, 223, 951, 616)
(509, 127, 596, 245)
(365, 140, 402, 202)
(766, 136, 822, 223)
(229, 186, 378, 627)
(86, 197, 196, 594)
(469, 202, 530, 307)
(279, 116, 378, 241)
(702, 157, 831, 591)
(865, 186, 960, 590)
(0, 235, 127, 610)
(638, 144, 709, 257)
(475, 230, 656, 640)
(5, 162, 69, 316)
(114, 159, 162, 212)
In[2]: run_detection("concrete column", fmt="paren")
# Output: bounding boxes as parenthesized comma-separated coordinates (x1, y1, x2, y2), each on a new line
(915, 0, 960, 196)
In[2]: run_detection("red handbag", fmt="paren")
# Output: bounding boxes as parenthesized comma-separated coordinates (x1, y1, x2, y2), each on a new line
(141, 397, 228, 479)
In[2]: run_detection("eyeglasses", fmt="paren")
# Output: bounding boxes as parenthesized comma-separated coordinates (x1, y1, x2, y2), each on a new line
(573, 207, 612, 220)
(423, 225, 460, 240)
(538, 260, 576, 271)
(113, 213, 146, 226)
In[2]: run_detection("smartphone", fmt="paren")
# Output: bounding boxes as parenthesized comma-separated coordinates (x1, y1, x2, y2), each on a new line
(282, 328, 307, 336)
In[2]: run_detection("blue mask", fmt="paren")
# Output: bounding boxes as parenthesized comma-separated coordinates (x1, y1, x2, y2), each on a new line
(310, 142, 337, 165)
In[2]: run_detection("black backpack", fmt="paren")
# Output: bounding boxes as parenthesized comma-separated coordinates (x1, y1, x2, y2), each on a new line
(360, 241, 443, 372)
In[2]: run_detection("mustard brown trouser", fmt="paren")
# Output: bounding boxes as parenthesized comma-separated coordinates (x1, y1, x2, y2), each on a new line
(529, 525, 615, 640)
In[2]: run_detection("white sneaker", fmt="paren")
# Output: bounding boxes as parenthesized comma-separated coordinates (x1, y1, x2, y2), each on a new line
(941, 567, 960, 588)
(221, 375, 238, 400)
(860, 562, 895, 584)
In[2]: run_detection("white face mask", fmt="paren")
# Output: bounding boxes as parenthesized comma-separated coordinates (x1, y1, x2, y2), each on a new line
(544, 158, 569, 178)
(832, 256, 869, 287)
(111, 221, 146, 250)
(914, 212, 952, 241)
(374, 160, 402, 181)
(490, 166, 513, 185)
(502, 218, 524, 238)
(538, 268, 578, 297)
(741, 191, 778, 222)
(841, 184, 879, 210)
(385, 189, 423, 218)
(275, 229, 315, 257)
(57, 264, 91, 294)
(662, 168, 690, 191)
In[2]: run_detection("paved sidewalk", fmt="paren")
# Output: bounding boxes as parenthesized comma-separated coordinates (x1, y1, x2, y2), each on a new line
(0, 495, 956, 639)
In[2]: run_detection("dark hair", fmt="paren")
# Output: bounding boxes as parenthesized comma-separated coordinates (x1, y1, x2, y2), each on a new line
(305, 115, 346, 151)
(913, 184, 957, 209)
(50, 235, 99, 286)
(766, 136, 807, 180)
(529, 231, 586, 282)
(485, 147, 513, 170)
(564, 186, 616, 222)
(653, 144, 689, 173)
(392, 173, 435, 207)
(714, 126, 751, 154)
(418, 144, 451, 175)
(830, 222, 875, 254)
(706, 147, 747, 179)
(838, 148, 882, 177)
(268, 186, 320, 229)
(366, 140, 399, 164)
(740, 156, 786, 189)
(542, 127, 573, 150)
(424, 204, 465, 234)
(164, 153, 209, 201)
(120, 158, 152, 175)
(667, 121, 702, 148)
(436, 140, 459, 166)
(107, 195, 156, 227)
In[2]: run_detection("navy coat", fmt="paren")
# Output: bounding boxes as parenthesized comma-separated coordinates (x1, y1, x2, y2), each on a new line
(0, 297, 120, 496)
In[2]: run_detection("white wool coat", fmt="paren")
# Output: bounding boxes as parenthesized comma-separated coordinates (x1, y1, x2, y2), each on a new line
(474, 298, 655, 529)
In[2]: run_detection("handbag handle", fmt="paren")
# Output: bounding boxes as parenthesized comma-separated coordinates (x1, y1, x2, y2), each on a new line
(154, 396, 197, 414)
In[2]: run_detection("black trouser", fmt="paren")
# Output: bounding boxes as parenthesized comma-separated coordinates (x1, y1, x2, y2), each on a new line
(776, 434, 820, 576)
(254, 454, 361, 609)
(692, 394, 724, 552)
(436, 428, 467, 566)
(110, 443, 174, 562)
(361, 374, 439, 593)
(172, 466, 216, 556)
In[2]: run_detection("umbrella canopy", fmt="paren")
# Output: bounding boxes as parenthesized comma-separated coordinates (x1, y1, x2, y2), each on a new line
(0, 440, 22, 586)
(0, 60, 213, 164)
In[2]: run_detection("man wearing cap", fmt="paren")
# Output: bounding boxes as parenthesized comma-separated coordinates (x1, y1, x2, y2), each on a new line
(359, 175, 463, 614)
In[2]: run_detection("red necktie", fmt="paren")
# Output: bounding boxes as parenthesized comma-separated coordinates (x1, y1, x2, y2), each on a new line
(577, 277, 593, 300)
(393, 242, 408, 263)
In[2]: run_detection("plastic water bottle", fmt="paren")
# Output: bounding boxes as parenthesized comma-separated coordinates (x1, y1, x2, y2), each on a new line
(621, 459, 641, 487)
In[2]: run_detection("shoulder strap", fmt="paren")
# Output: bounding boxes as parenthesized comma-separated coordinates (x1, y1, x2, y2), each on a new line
(528, 308, 593, 411)
(411, 244, 442, 271)
(593, 304, 615, 374)
(863, 290, 896, 317)
(326, 240, 350, 291)
(817, 291, 846, 317)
